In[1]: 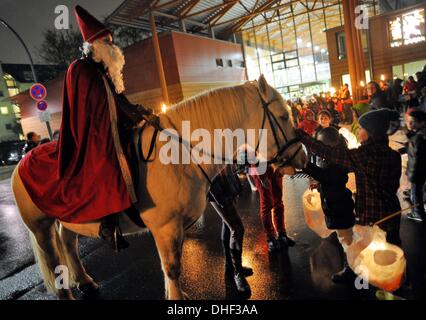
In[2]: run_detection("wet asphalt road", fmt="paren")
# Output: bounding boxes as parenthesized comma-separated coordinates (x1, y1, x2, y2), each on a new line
(1, 163, 425, 300)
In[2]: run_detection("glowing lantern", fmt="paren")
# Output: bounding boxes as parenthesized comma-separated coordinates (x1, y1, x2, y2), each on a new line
(302, 189, 332, 238)
(346, 172, 356, 193)
(341, 225, 406, 292)
(339, 127, 360, 149)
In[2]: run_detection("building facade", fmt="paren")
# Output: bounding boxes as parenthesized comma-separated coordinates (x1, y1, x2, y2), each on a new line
(326, 2, 426, 90)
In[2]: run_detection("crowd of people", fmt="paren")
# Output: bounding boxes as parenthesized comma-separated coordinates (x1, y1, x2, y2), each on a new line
(230, 69, 426, 292)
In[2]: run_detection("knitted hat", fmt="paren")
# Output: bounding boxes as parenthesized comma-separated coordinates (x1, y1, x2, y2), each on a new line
(358, 109, 400, 137)
(408, 110, 426, 122)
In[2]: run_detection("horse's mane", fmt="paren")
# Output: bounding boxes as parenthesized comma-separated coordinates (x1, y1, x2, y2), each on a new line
(162, 82, 260, 131)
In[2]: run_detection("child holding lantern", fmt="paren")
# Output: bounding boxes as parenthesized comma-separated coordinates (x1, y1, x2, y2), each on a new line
(296, 109, 402, 282)
(303, 127, 356, 283)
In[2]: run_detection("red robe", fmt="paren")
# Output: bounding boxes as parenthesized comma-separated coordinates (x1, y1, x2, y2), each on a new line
(18, 59, 131, 223)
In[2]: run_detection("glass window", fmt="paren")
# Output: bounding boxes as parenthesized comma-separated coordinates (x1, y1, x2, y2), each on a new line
(272, 53, 284, 62)
(6, 79, 15, 87)
(1, 106, 9, 115)
(286, 58, 299, 68)
(392, 65, 404, 79)
(301, 64, 316, 83)
(287, 66, 301, 85)
(389, 9, 425, 47)
(285, 50, 298, 60)
(336, 32, 347, 60)
(8, 88, 19, 97)
(273, 62, 285, 70)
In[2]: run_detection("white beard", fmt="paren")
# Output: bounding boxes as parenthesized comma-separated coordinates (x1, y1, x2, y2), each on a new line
(86, 40, 126, 94)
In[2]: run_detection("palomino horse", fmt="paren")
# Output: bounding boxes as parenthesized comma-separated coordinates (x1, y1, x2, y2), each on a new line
(11, 75, 307, 300)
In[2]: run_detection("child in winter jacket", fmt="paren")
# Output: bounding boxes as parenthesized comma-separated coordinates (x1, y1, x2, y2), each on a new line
(406, 110, 426, 223)
(298, 109, 318, 136)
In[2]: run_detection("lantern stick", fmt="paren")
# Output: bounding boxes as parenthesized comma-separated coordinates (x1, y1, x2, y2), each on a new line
(374, 204, 419, 226)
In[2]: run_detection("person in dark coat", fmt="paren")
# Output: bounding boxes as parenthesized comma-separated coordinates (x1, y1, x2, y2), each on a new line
(303, 127, 355, 283)
(23, 132, 41, 154)
(406, 111, 426, 223)
(297, 109, 402, 245)
(304, 127, 355, 230)
(325, 101, 340, 126)
(367, 81, 388, 110)
(208, 165, 253, 295)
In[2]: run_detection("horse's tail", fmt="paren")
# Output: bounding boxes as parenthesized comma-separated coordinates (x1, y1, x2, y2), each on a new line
(29, 221, 77, 294)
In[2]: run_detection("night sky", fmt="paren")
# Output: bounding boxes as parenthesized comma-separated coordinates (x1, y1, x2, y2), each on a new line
(0, 0, 123, 64)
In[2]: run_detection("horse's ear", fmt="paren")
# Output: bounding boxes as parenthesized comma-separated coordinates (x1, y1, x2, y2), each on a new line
(258, 74, 274, 102)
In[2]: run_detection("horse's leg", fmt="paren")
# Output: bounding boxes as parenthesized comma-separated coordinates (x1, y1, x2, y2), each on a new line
(11, 168, 74, 300)
(30, 220, 75, 300)
(148, 218, 187, 300)
(57, 224, 99, 295)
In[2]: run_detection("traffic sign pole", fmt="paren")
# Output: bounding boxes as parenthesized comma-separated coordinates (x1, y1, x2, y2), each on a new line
(30, 83, 53, 140)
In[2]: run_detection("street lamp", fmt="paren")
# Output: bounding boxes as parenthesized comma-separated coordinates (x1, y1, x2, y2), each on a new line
(0, 18, 38, 83)
(0, 18, 53, 140)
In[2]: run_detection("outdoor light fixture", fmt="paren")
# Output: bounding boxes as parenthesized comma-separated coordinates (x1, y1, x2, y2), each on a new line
(161, 103, 168, 113)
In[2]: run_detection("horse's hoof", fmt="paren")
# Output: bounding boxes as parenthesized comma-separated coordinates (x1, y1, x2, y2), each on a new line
(183, 291, 190, 300)
(78, 281, 100, 297)
(58, 290, 76, 300)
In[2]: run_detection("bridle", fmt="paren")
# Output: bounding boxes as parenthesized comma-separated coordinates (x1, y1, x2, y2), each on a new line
(255, 89, 302, 168)
(138, 86, 303, 186)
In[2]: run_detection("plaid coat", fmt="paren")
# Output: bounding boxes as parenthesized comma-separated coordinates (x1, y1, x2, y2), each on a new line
(298, 130, 401, 225)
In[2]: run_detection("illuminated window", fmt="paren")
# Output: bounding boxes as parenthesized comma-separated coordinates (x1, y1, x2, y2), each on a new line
(336, 32, 347, 60)
(8, 88, 20, 97)
(1, 106, 9, 115)
(3, 74, 20, 97)
(389, 9, 425, 47)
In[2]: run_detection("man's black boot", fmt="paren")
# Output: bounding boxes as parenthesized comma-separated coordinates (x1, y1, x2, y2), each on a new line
(230, 249, 252, 296)
(277, 232, 296, 248)
(99, 214, 129, 252)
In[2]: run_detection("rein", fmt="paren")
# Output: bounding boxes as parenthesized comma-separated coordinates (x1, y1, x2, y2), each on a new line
(138, 87, 302, 186)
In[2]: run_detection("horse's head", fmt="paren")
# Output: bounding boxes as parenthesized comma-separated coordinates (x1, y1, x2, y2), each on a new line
(254, 75, 307, 170)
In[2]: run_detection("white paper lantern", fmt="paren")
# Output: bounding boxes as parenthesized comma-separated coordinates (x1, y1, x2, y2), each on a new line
(302, 189, 332, 238)
(342, 225, 406, 292)
(346, 172, 356, 193)
(339, 127, 360, 149)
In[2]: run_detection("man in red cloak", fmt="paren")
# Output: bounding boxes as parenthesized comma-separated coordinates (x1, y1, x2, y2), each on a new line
(18, 6, 154, 250)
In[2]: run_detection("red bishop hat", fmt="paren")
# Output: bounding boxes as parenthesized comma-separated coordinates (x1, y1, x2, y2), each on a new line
(75, 5, 112, 43)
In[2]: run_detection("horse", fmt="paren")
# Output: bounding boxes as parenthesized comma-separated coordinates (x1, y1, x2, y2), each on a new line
(11, 75, 307, 300)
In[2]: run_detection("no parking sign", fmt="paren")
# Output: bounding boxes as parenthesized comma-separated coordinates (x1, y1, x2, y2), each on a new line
(30, 83, 47, 101)
(36, 100, 48, 111)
